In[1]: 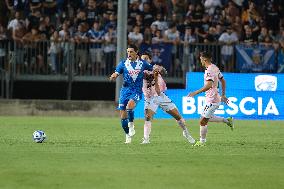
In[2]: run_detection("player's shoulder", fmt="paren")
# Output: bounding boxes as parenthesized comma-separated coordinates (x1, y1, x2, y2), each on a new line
(207, 64, 220, 72)
(139, 59, 151, 65)
(119, 58, 127, 63)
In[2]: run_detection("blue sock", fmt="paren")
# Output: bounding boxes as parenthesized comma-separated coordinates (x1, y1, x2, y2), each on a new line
(127, 109, 134, 122)
(121, 118, 129, 134)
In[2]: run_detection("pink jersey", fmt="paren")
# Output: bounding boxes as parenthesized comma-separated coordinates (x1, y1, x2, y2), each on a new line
(204, 64, 223, 104)
(142, 67, 167, 100)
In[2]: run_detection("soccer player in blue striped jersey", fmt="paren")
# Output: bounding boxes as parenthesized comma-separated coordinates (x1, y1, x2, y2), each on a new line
(109, 45, 153, 143)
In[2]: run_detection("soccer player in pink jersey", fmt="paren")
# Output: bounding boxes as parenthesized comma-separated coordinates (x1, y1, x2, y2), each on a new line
(188, 51, 234, 146)
(141, 52, 195, 144)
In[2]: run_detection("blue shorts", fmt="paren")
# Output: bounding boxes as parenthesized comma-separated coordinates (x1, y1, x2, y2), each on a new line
(117, 87, 142, 110)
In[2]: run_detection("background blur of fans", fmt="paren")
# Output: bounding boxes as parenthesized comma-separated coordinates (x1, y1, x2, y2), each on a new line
(0, 0, 283, 76)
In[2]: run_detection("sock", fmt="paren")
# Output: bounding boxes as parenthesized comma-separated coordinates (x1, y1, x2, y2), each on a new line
(144, 121, 152, 139)
(127, 109, 134, 122)
(209, 115, 228, 123)
(121, 118, 129, 134)
(200, 125, 208, 143)
(177, 118, 188, 132)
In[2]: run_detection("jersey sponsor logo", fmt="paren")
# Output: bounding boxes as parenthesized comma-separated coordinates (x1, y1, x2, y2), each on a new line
(125, 59, 143, 82)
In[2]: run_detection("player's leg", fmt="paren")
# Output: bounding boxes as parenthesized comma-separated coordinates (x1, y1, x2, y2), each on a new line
(209, 115, 234, 130)
(126, 99, 137, 137)
(194, 117, 209, 146)
(166, 108, 195, 144)
(142, 108, 155, 144)
(117, 89, 132, 143)
(141, 97, 158, 144)
(119, 110, 132, 144)
(194, 103, 220, 146)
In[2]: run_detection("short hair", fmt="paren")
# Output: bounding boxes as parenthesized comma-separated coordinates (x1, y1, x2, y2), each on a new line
(200, 51, 212, 60)
(127, 44, 139, 53)
(141, 51, 152, 60)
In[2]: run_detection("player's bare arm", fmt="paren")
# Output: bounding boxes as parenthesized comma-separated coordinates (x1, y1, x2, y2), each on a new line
(188, 80, 213, 97)
(220, 77, 229, 104)
(154, 70, 161, 95)
(109, 73, 119, 81)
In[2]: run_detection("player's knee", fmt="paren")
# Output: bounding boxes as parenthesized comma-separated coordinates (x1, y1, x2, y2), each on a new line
(145, 114, 152, 121)
(199, 118, 208, 126)
(126, 101, 136, 109)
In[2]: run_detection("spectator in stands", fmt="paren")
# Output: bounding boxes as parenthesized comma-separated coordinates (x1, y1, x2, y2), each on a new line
(182, 26, 197, 72)
(0, 24, 7, 70)
(12, 21, 26, 74)
(74, 9, 88, 29)
(26, 10, 41, 31)
(164, 22, 180, 75)
(42, 0, 57, 24)
(170, 0, 187, 20)
(151, 13, 168, 31)
(204, 0, 222, 16)
(49, 30, 61, 74)
(61, 30, 72, 74)
(29, 0, 42, 13)
(152, 29, 164, 44)
(226, 1, 240, 18)
(152, 0, 167, 16)
(74, 23, 89, 75)
(86, 0, 100, 26)
(242, 25, 257, 44)
(103, 25, 116, 75)
(218, 26, 238, 72)
(258, 26, 273, 46)
(7, 11, 24, 31)
(141, 2, 154, 27)
(104, 13, 117, 32)
(88, 21, 104, 75)
(128, 0, 141, 28)
(23, 27, 46, 74)
(142, 26, 152, 45)
(191, 3, 205, 29)
(128, 25, 143, 48)
(264, 1, 281, 33)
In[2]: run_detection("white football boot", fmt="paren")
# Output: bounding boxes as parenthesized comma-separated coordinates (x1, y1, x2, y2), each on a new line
(128, 122, 135, 137)
(183, 130, 195, 144)
(125, 134, 132, 144)
(141, 137, 150, 144)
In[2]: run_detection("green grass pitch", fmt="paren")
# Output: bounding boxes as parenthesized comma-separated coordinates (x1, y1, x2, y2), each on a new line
(0, 116, 283, 189)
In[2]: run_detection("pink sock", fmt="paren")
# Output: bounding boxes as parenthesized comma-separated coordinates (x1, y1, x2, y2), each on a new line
(200, 125, 208, 143)
(144, 121, 152, 139)
(209, 115, 227, 123)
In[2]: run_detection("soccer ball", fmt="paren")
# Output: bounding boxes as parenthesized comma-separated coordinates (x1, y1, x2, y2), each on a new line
(33, 130, 46, 143)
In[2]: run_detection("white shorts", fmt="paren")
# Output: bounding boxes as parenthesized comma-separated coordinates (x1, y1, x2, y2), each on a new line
(144, 92, 177, 113)
(201, 102, 220, 118)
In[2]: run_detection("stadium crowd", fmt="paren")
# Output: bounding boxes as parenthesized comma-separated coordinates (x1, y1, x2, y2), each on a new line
(0, 0, 284, 75)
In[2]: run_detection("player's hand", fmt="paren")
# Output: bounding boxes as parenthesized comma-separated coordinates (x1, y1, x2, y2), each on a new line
(221, 95, 229, 104)
(187, 91, 197, 97)
(109, 73, 117, 81)
(153, 69, 159, 79)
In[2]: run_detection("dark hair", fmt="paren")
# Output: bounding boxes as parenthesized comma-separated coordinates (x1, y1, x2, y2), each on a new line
(200, 51, 212, 59)
(127, 44, 139, 53)
(141, 51, 152, 60)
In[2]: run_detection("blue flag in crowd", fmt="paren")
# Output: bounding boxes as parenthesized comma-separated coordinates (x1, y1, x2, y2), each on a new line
(140, 43, 172, 71)
(235, 45, 275, 73)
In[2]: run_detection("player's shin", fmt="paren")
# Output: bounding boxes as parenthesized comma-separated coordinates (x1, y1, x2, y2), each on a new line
(127, 109, 135, 136)
(200, 125, 208, 143)
(177, 118, 188, 132)
(121, 118, 129, 134)
(209, 115, 228, 123)
(144, 121, 152, 139)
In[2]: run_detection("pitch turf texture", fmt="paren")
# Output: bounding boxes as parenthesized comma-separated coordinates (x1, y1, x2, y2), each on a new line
(0, 117, 283, 189)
